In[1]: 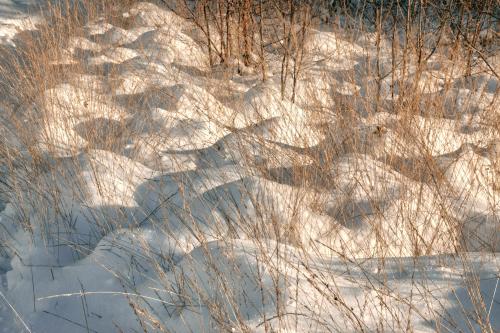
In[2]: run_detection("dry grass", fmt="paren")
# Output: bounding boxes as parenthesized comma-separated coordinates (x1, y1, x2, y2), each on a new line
(0, 0, 499, 332)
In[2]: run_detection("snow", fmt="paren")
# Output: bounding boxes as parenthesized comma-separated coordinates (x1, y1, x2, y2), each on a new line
(0, 0, 40, 44)
(0, 1, 499, 332)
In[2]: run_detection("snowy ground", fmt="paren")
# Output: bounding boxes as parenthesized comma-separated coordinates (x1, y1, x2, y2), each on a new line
(0, 2, 499, 332)
(0, 0, 42, 44)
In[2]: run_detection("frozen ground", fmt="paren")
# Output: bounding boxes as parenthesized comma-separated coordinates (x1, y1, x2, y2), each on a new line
(0, 2, 499, 332)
